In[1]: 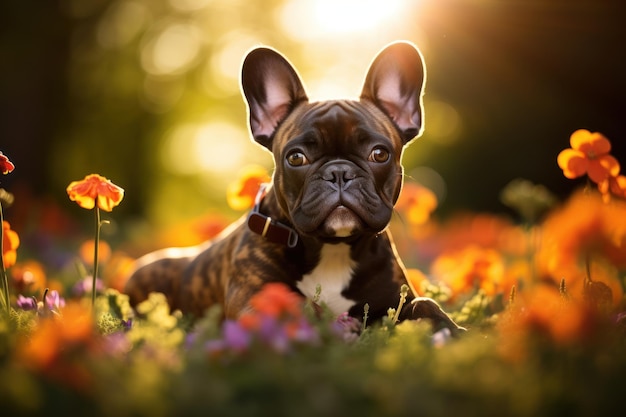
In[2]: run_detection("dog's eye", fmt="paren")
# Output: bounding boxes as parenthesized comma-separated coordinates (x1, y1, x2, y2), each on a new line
(286, 151, 308, 167)
(369, 147, 390, 163)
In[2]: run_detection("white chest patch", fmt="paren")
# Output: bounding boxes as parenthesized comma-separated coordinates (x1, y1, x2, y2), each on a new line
(297, 243, 356, 315)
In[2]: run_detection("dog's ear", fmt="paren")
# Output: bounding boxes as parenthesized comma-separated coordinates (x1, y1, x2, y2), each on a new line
(360, 41, 426, 144)
(241, 47, 308, 149)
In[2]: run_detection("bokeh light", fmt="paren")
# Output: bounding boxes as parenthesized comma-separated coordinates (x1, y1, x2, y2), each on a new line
(161, 122, 257, 176)
(96, 1, 148, 49)
(140, 22, 202, 76)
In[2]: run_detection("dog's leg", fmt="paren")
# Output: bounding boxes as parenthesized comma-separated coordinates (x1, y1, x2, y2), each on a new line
(400, 297, 467, 336)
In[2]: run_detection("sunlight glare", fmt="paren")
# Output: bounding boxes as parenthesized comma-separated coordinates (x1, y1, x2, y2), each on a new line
(280, 0, 410, 39)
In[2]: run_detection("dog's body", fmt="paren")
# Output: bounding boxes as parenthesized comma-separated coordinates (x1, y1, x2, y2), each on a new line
(125, 42, 463, 334)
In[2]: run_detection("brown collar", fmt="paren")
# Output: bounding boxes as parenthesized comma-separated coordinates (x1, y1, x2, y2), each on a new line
(247, 184, 299, 248)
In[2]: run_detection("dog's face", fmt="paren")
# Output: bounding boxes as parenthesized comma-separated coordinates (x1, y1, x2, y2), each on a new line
(241, 42, 426, 242)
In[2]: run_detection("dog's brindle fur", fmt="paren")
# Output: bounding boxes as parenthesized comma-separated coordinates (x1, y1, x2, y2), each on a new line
(125, 42, 464, 335)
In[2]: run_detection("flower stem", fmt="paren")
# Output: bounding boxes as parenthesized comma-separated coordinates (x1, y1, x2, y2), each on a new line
(392, 284, 409, 324)
(0, 202, 10, 315)
(92, 206, 101, 308)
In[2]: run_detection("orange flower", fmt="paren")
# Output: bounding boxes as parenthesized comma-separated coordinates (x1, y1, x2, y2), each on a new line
(2, 221, 19, 268)
(0, 151, 14, 174)
(598, 174, 626, 202)
(557, 129, 620, 184)
(79, 239, 111, 265)
(395, 182, 437, 225)
(535, 190, 626, 308)
(226, 165, 271, 211)
(497, 285, 602, 362)
(248, 282, 303, 319)
(66, 174, 124, 212)
(431, 245, 509, 298)
(11, 260, 47, 294)
(17, 301, 95, 390)
(405, 268, 428, 294)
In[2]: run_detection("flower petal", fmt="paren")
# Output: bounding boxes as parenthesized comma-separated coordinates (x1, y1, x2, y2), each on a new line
(587, 155, 620, 184)
(67, 174, 123, 211)
(557, 149, 587, 179)
(588, 134, 612, 156)
(569, 129, 592, 151)
(0, 152, 15, 175)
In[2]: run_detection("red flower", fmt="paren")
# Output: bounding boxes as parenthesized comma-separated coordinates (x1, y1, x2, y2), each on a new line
(66, 174, 124, 212)
(248, 282, 303, 319)
(557, 129, 620, 184)
(0, 151, 14, 175)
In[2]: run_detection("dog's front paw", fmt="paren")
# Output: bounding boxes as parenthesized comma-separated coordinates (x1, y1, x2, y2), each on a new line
(402, 297, 467, 337)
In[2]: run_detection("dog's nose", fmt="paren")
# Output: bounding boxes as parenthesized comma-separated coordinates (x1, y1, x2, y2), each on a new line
(322, 162, 357, 189)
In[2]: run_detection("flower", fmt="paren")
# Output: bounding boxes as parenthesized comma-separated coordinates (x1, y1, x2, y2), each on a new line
(395, 182, 438, 225)
(247, 282, 304, 320)
(2, 220, 19, 268)
(66, 174, 124, 212)
(226, 165, 271, 211)
(45, 289, 66, 310)
(16, 294, 38, 310)
(17, 301, 95, 390)
(206, 283, 320, 357)
(79, 240, 111, 265)
(11, 260, 47, 294)
(0, 151, 14, 174)
(430, 245, 509, 298)
(535, 190, 625, 306)
(72, 276, 105, 297)
(222, 320, 253, 352)
(15, 290, 66, 314)
(557, 129, 620, 184)
(598, 174, 626, 202)
(497, 285, 601, 362)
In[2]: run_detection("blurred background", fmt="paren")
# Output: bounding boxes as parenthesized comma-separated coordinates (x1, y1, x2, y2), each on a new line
(1, 0, 625, 245)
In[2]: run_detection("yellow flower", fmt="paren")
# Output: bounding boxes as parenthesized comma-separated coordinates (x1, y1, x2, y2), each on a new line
(66, 174, 124, 212)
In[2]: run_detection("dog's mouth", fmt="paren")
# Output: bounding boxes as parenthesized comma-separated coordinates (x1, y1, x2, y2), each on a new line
(321, 205, 364, 238)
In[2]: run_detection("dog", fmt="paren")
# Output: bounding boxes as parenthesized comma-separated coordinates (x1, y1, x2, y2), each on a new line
(124, 41, 464, 335)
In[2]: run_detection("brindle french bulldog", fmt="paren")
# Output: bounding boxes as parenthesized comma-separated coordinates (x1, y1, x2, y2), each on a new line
(124, 41, 464, 335)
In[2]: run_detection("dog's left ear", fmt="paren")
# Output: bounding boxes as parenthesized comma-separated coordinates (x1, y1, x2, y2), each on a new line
(360, 41, 426, 144)
(241, 47, 308, 150)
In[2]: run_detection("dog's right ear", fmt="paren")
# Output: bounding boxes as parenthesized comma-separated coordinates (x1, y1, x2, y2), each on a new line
(241, 47, 308, 150)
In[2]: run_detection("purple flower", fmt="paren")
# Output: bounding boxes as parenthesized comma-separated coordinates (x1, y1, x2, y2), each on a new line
(256, 316, 292, 352)
(122, 318, 133, 330)
(44, 290, 65, 310)
(16, 295, 38, 311)
(73, 276, 105, 297)
(291, 319, 319, 345)
(223, 320, 252, 352)
(332, 312, 362, 343)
